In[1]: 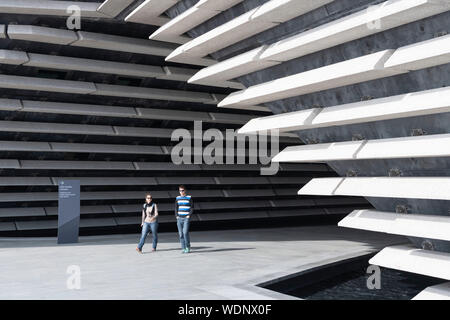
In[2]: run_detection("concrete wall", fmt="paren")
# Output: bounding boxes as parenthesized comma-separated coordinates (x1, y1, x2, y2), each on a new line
(167, 0, 450, 252)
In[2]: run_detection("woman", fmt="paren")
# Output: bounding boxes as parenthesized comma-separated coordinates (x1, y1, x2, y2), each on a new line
(136, 193, 159, 253)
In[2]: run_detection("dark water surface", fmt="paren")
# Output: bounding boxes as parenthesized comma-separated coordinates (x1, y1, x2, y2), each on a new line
(262, 255, 444, 300)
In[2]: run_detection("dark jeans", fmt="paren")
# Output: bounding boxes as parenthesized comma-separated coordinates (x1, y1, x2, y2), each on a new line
(138, 222, 158, 250)
(176, 217, 190, 250)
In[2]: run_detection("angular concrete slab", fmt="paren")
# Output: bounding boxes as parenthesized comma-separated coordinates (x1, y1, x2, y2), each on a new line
(7, 25, 78, 45)
(97, 0, 135, 17)
(0, 141, 51, 152)
(50, 142, 164, 155)
(0, 75, 97, 94)
(299, 177, 450, 200)
(125, 0, 179, 26)
(113, 126, 173, 139)
(370, 245, 450, 280)
(51, 177, 158, 186)
(339, 210, 450, 241)
(137, 107, 211, 122)
(219, 50, 402, 108)
(0, 177, 52, 186)
(189, 0, 450, 83)
(0, 159, 21, 169)
(0, 222, 16, 231)
(0, 120, 115, 136)
(385, 33, 450, 71)
(150, 0, 244, 43)
(22, 100, 137, 118)
(0, 0, 108, 18)
(19, 160, 135, 171)
(45, 206, 113, 216)
(73, 31, 176, 57)
(0, 207, 46, 218)
(93, 83, 214, 104)
(166, 0, 332, 62)
(273, 133, 450, 162)
(413, 282, 450, 300)
(0, 49, 29, 65)
(24, 53, 166, 79)
(0, 98, 23, 111)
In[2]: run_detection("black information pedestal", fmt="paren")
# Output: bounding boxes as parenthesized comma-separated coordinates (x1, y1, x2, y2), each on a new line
(57, 180, 81, 244)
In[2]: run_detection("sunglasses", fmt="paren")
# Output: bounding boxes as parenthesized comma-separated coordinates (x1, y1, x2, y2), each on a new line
(179, 190, 185, 192)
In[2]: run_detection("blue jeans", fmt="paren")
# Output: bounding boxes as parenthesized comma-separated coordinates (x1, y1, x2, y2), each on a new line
(177, 217, 190, 250)
(138, 222, 158, 250)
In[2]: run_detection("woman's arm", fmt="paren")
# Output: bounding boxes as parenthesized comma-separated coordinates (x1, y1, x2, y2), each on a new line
(141, 206, 145, 226)
(154, 204, 159, 218)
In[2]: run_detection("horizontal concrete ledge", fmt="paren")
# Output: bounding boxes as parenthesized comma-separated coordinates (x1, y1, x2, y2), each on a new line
(220, 35, 450, 108)
(339, 210, 450, 241)
(7, 24, 79, 45)
(0, 159, 320, 172)
(0, 0, 109, 18)
(272, 133, 450, 162)
(238, 86, 450, 134)
(6, 25, 177, 57)
(0, 140, 164, 155)
(369, 245, 450, 280)
(7, 209, 353, 230)
(0, 50, 243, 89)
(0, 120, 298, 143)
(165, 0, 333, 63)
(298, 177, 450, 200)
(219, 104, 271, 112)
(0, 25, 5, 38)
(0, 175, 304, 187)
(413, 282, 450, 300)
(0, 188, 338, 203)
(0, 98, 256, 125)
(219, 50, 402, 108)
(73, 30, 176, 56)
(92, 83, 215, 104)
(189, 0, 450, 84)
(149, 0, 244, 43)
(0, 74, 216, 104)
(0, 205, 357, 225)
(97, 0, 135, 18)
(125, 0, 180, 26)
(0, 74, 98, 94)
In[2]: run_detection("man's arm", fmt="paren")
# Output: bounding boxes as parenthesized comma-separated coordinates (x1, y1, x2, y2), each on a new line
(189, 198, 194, 216)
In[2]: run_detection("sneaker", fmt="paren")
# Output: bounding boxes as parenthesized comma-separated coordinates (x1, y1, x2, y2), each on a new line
(185, 248, 190, 253)
(152, 248, 156, 252)
(182, 249, 186, 253)
(136, 248, 142, 254)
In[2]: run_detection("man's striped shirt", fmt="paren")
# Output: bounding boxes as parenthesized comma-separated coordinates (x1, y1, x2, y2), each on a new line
(175, 195, 193, 217)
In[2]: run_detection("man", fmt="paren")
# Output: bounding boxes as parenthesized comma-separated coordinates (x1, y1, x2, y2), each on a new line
(175, 185, 193, 253)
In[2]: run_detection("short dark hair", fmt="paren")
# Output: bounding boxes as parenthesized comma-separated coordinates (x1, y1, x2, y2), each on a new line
(178, 185, 186, 190)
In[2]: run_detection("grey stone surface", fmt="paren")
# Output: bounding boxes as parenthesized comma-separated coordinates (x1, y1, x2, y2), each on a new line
(0, 226, 406, 299)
